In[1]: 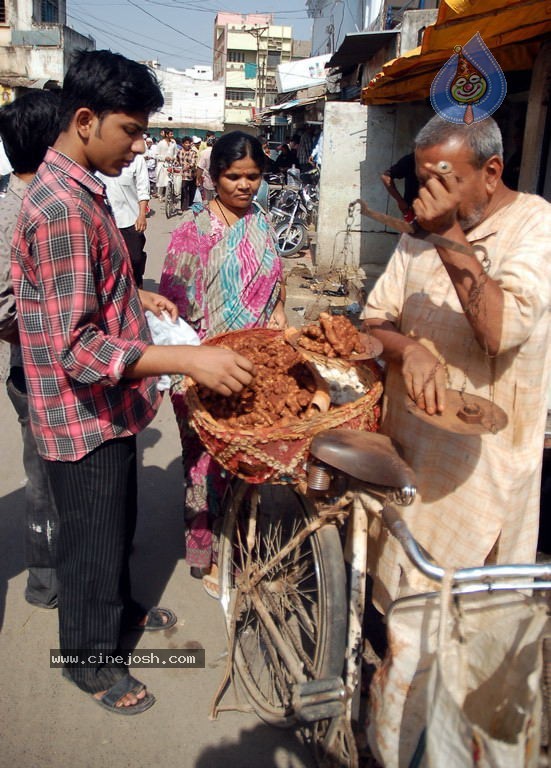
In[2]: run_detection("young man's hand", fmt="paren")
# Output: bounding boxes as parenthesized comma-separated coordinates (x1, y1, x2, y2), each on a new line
(184, 346, 255, 395)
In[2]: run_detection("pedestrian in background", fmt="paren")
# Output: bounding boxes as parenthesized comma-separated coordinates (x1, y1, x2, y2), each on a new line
(143, 135, 158, 196)
(196, 135, 216, 202)
(0, 90, 60, 610)
(380, 151, 419, 222)
(98, 153, 151, 287)
(178, 135, 198, 211)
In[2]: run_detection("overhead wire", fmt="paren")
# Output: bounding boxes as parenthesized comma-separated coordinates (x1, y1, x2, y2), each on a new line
(67, 11, 198, 61)
(67, 0, 312, 69)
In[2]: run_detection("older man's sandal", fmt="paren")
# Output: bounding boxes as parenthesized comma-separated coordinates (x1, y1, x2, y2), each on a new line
(94, 675, 155, 715)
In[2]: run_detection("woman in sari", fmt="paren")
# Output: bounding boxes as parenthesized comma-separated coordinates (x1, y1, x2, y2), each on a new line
(159, 131, 286, 596)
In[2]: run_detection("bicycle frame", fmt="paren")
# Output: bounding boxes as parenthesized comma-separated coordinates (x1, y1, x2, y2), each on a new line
(216, 427, 551, 766)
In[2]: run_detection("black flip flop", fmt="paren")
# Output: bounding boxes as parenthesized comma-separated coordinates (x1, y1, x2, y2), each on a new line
(125, 606, 178, 632)
(95, 674, 155, 715)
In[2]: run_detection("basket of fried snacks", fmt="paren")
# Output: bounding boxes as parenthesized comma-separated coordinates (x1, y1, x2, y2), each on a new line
(176, 327, 382, 484)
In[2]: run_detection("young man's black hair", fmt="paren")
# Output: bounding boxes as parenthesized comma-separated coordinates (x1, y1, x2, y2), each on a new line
(59, 49, 164, 130)
(0, 90, 60, 174)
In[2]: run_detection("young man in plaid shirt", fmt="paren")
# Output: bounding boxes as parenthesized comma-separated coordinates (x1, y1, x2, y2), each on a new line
(178, 135, 198, 211)
(11, 50, 254, 715)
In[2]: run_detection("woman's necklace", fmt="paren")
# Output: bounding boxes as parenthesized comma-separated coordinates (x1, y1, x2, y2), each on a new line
(215, 197, 233, 228)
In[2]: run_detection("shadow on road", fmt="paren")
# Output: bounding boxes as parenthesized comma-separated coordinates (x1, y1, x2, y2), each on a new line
(0, 484, 25, 629)
(194, 721, 316, 768)
(0, 423, 185, 633)
(131, 425, 184, 610)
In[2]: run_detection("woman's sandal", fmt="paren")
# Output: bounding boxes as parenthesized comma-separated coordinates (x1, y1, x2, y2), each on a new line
(94, 674, 156, 715)
(202, 565, 219, 600)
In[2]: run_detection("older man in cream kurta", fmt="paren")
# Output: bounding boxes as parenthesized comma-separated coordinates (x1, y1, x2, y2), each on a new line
(362, 117, 550, 611)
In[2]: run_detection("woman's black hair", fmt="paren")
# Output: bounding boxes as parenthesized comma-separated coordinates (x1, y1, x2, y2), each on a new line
(209, 131, 265, 183)
(59, 49, 164, 131)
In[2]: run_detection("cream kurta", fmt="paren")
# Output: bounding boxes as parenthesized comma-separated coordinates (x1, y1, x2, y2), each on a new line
(362, 193, 551, 610)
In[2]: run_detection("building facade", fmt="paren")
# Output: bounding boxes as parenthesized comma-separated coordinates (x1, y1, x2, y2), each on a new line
(147, 62, 224, 134)
(0, 0, 93, 100)
(213, 12, 309, 131)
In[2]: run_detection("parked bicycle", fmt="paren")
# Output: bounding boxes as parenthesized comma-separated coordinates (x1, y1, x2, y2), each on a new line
(211, 426, 551, 767)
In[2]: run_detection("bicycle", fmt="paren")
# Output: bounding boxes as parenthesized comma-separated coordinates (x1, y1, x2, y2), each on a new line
(211, 427, 551, 766)
(164, 161, 182, 219)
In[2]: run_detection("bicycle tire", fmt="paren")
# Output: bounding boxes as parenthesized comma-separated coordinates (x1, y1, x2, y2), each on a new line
(219, 481, 347, 727)
(165, 182, 177, 219)
(274, 220, 308, 257)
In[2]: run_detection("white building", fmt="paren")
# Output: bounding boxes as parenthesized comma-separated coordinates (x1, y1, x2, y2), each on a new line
(148, 63, 224, 133)
(213, 12, 310, 131)
(0, 0, 93, 101)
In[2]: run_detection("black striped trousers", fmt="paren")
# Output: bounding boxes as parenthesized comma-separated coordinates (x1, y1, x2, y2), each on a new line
(45, 436, 139, 693)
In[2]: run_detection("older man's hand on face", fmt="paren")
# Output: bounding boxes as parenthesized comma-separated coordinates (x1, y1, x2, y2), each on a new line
(413, 160, 462, 235)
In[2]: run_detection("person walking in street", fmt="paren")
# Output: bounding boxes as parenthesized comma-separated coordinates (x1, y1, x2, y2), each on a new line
(159, 131, 286, 598)
(144, 135, 158, 196)
(98, 153, 151, 287)
(196, 135, 216, 202)
(11, 50, 255, 715)
(155, 127, 177, 201)
(178, 135, 198, 211)
(0, 90, 60, 610)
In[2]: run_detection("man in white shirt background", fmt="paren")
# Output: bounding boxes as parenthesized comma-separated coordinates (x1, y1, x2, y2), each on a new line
(0, 134, 12, 196)
(155, 128, 178, 202)
(143, 136, 158, 197)
(98, 153, 150, 287)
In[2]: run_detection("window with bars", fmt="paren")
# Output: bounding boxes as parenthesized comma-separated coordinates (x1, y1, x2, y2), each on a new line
(0, 0, 6, 23)
(41, 0, 59, 22)
(226, 88, 255, 102)
(227, 50, 246, 63)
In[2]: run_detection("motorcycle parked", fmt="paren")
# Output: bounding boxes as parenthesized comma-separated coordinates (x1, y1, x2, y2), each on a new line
(269, 167, 319, 257)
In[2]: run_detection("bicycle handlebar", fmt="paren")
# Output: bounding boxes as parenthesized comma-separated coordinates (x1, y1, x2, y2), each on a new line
(381, 501, 551, 585)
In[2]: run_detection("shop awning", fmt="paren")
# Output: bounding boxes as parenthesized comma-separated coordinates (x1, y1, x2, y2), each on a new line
(327, 30, 398, 68)
(362, 0, 551, 104)
(265, 95, 322, 113)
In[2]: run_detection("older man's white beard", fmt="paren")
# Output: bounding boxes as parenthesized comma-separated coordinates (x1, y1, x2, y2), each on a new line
(459, 202, 487, 232)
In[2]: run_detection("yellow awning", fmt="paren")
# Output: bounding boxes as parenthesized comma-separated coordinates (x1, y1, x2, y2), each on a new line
(362, 0, 551, 104)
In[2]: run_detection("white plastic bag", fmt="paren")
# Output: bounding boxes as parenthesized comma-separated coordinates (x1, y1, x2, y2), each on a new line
(145, 310, 200, 390)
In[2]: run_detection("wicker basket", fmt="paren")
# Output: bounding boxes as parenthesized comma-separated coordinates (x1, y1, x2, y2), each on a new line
(175, 328, 382, 484)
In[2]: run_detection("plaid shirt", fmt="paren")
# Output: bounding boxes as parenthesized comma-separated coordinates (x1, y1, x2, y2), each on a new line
(179, 147, 197, 181)
(11, 148, 161, 461)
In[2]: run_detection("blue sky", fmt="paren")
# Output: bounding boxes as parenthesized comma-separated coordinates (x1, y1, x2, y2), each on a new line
(67, 1, 313, 71)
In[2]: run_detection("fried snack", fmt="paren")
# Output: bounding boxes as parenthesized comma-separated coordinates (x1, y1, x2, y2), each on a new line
(196, 335, 317, 428)
(297, 313, 365, 358)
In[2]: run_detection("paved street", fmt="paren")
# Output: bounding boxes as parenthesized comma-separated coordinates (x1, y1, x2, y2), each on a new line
(0, 198, 317, 768)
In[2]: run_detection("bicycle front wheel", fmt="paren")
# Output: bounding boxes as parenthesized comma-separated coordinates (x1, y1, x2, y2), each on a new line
(219, 482, 347, 726)
(165, 182, 177, 219)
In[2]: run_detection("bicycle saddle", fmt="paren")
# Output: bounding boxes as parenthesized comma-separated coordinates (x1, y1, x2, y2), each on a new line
(309, 429, 416, 491)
